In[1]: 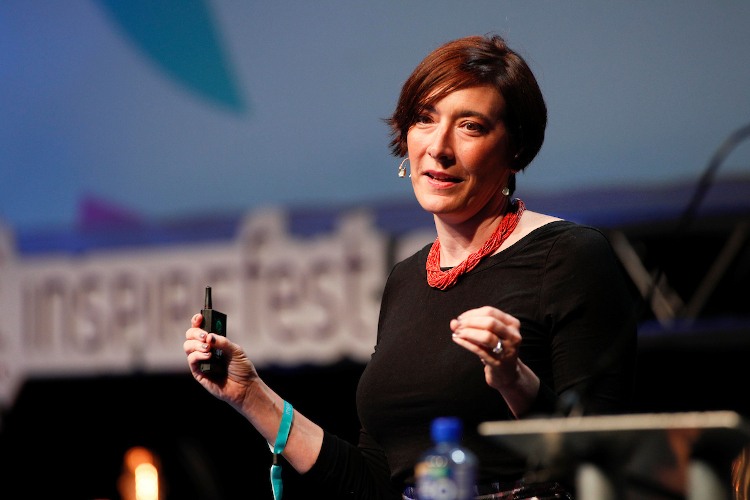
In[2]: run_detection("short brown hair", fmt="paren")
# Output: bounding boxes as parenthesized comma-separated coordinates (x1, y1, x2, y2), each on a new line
(386, 34, 547, 173)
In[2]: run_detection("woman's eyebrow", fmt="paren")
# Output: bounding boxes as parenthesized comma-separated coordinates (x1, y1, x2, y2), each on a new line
(422, 104, 496, 123)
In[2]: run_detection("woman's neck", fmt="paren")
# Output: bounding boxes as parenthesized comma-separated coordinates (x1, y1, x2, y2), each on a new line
(433, 196, 513, 268)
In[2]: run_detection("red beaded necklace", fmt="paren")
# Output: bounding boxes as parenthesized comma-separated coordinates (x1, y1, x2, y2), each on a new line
(426, 199, 526, 290)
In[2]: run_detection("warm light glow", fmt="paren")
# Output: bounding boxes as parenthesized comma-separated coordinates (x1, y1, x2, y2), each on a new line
(126, 447, 154, 470)
(135, 462, 159, 500)
(119, 446, 161, 500)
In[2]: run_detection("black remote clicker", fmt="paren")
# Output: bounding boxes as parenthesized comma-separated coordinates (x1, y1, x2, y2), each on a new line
(199, 286, 227, 376)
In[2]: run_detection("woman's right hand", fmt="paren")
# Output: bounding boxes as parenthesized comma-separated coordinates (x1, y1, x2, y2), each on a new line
(184, 313, 258, 410)
(185, 313, 326, 474)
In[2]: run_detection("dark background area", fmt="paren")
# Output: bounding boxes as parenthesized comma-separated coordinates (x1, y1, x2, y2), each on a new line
(0, 362, 365, 500)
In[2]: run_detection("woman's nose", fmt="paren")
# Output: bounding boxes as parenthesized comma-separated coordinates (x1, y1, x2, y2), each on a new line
(427, 126, 454, 164)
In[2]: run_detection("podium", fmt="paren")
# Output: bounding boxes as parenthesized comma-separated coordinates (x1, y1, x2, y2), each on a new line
(479, 411, 750, 500)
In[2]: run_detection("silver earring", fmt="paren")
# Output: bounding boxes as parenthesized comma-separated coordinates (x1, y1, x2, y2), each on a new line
(501, 186, 510, 196)
(398, 157, 410, 178)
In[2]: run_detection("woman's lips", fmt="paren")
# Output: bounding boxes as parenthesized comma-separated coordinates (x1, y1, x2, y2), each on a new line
(424, 171, 462, 188)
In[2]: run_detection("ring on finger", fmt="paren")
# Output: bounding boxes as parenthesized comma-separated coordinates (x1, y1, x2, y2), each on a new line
(491, 340, 503, 355)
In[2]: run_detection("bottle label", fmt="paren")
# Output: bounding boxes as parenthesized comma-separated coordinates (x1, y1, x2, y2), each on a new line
(416, 459, 473, 500)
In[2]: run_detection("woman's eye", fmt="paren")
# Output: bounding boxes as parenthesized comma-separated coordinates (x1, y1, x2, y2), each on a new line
(463, 121, 486, 133)
(416, 114, 433, 124)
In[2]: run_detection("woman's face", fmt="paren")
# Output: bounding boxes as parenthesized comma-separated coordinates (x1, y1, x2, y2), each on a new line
(406, 85, 513, 225)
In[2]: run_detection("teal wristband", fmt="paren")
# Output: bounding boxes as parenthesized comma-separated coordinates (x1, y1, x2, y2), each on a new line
(270, 400, 294, 500)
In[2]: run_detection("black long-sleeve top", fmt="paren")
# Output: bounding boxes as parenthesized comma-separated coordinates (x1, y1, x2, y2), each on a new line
(305, 221, 639, 499)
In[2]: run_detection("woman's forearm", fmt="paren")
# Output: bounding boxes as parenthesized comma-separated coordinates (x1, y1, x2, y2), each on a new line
(236, 379, 325, 473)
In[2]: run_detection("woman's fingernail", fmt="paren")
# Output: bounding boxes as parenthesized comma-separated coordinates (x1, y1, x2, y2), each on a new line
(199, 332, 206, 339)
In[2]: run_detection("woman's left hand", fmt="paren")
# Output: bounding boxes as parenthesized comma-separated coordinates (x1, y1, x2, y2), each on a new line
(450, 305, 522, 389)
(451, 305, 540, 416)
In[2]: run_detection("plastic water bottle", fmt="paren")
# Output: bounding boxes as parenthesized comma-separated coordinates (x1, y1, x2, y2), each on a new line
(415, 417, 478, 500)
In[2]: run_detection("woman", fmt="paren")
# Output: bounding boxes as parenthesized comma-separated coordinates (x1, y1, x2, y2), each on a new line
(184, 34, 638, 499)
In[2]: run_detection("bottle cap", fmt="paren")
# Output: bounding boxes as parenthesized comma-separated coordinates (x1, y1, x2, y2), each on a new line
(431, 416, 462, 443)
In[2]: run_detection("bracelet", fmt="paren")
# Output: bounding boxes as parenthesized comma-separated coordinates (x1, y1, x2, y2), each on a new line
(270, 400, 294, 500)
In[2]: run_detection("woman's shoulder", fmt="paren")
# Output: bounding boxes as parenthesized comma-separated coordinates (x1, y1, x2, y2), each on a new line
(388, 242, 431, 277)
(516, 210, 612, 251)
(519, 210, 563, 233)
(501, 210, 564, 250)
